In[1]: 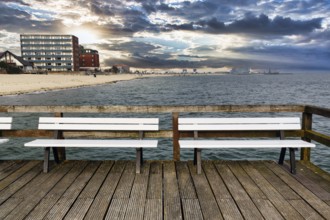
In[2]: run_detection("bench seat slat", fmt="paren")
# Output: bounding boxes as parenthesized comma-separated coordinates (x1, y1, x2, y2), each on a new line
(179, 124, 301, 131)
(39, 117, 159, 124)
(38, 124, 159, 131)
(0, 117, 13, 123)
(179, 117, 300, 124)
(0, 125, 11, 130)
(25, 139, 158, 148)
(0, 139, 9, 144)
(0, 117, 13, 130)
(179, 140, 315, 149)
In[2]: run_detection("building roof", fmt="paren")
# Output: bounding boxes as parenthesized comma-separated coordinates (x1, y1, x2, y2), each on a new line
(0, 50, 33, 67)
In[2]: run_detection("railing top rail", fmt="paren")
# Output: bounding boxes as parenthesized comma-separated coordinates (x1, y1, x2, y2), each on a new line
(305, 105, 330, 118)
(0, 105, 305, 113)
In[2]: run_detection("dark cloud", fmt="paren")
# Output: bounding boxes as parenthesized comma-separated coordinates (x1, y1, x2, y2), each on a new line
(108, 41, 161, 54)
(1, 0, 30, 6)
(167, 13, 323, 36)
(0, 3, 62, 33)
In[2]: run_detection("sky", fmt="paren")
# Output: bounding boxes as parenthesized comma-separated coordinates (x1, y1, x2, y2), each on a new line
(0, 0, 330, 73)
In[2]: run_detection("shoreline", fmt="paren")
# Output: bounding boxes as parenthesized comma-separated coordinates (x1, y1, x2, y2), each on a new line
(0, 74, 143, 96)
(0, 73, 226, 96)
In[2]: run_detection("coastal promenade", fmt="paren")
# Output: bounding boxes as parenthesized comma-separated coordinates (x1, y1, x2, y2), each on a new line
(1, 160, 330, 219)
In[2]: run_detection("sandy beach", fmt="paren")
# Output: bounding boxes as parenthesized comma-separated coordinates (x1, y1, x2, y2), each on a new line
(0, 74, 140, 96)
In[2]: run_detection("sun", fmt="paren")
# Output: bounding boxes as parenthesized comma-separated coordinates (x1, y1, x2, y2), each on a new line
(71, 29, 99, 44)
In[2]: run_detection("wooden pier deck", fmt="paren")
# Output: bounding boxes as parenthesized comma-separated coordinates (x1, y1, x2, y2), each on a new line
(0, 160, 329, 220)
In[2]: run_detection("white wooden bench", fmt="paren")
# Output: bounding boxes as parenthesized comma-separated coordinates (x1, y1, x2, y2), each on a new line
(24, 117, 159, 173)
(0, 117, 12, 145)
(179, 117, 315, 174)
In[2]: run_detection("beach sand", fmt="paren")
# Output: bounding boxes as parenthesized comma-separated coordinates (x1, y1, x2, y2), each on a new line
(0, 74, 140, 96)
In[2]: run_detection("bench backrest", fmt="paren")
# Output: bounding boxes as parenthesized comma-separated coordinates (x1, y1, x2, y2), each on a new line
(38, 117, 159, 131)
(0, 117, 12, 130)
(179, 117, 301, 131)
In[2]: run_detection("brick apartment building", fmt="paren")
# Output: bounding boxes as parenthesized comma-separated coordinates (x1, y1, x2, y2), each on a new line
(79, 46, 99, 69)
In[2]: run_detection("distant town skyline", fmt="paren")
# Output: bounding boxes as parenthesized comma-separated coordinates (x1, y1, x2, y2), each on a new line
(0, 0, 329, 73)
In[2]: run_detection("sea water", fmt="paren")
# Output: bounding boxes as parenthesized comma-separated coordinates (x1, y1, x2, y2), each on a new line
(0, 73, 329, 171)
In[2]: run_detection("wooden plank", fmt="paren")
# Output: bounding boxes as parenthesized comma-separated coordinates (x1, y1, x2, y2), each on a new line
(0, 161, 42, 204)
(163, 161, 182, 220)
(0, 104, 305, 113)
(242, 162, 304, 219)
(203, 161, 243, 220)
(299, 161, 330, 183)
(124, 197, 146, 220)
(305, 105, 330, 118)
(0, 161, 16, 173)
(301, 112, 312, 160)
(84, 161, 126, 220)
(305, 130, 330, 148)
(144, 199, 162, 220)
(124, 161, 151, 220)
(147, 161, 162, 199)
(286, 162, 330, 200)
(63, 161, 114, 220)
(0, 160, 26, 181)
(113, 161, 136, 199)
(288, 199, 324, 220)
(251, 161, 300, 200)
(0, 160, 39, 191)
(265, 161, 330, 219)
(43, 161, 101, 220)
(214, 162, 264, 220)
(252, 199, 284, 220)
(104, 199, 128, 220)
(176, 161, 197, 199)
(23, 161, 87, 220)
(4, 161, 78, 220)
(227, 162, 267, 200)
(228, 162, 284, 219)
(188, 161, 223, 220)
(182, 199, 204, 220)
(0, 198, 22, 219)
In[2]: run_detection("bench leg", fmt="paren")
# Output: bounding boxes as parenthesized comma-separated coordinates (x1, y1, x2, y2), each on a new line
(289, 148, 297, 174)
(196, 149, 202, 174)
(44, 147, 50, 173)
(278, 147, 286, 165)
(194, 148, 197, 165)
(136, 148, 142, 174)
(52, 147, 60, 164)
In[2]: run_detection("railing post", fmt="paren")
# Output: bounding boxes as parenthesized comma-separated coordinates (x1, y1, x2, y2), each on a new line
(54, 112, 66, 162)
(301, 112, 312, 161)
(172, 112, 180, 161)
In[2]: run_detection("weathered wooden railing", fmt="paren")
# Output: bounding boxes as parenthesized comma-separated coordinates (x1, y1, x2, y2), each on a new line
(0, 105, 329, 161)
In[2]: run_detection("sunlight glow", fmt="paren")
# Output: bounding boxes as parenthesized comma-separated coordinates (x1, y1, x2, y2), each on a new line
(71, 29, 99, 44)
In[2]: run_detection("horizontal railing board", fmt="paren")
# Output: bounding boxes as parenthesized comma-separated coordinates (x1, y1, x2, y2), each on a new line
(0, 130, 303, 138)
(0, 105, 305, 113)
